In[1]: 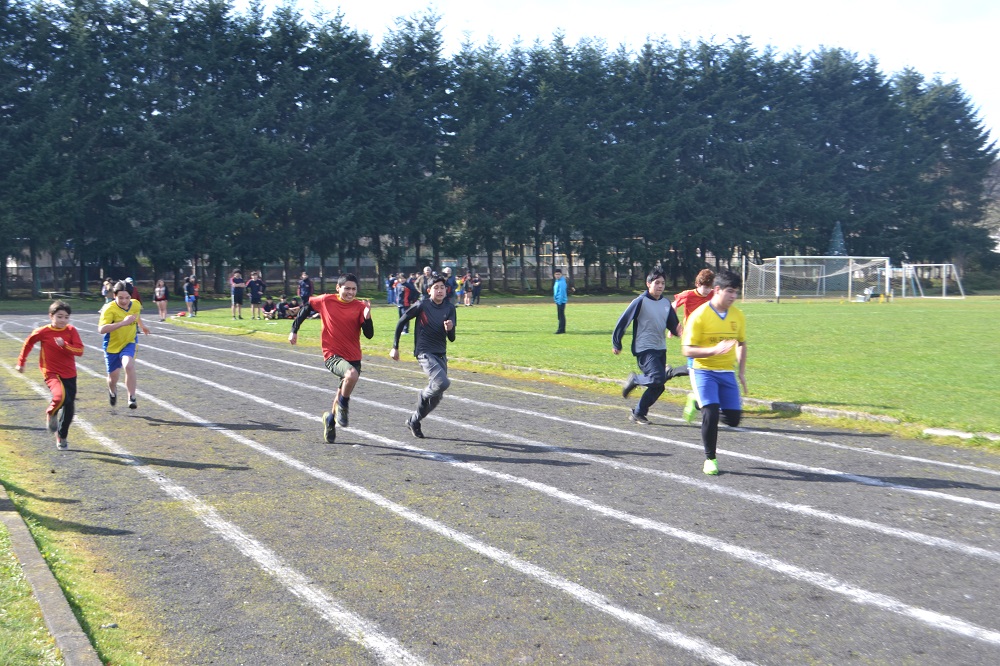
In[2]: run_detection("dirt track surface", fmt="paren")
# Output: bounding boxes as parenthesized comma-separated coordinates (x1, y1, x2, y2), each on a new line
(2, 312, 999, 665)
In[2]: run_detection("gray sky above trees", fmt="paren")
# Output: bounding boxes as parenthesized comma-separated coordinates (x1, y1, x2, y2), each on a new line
(242, 0, 998, 140)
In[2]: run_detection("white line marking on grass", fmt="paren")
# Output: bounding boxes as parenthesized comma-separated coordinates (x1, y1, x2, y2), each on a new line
(0, 361, 427, 666)
(117, 356, 1000, 647)
(60, 363, 759, 666)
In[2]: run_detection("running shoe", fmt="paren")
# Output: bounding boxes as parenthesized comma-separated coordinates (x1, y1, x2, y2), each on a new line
(109, 391, 117, 407)
(621, 372, 639, 399)
(628, 411, 649, 425)
(128, 396, 137, 410)
(46, 411, 59, 432)
(406, 417, 424, 439)
(55, 435, 68, 450)
(322, 411, 336, 443)
(703, 458, 719, 475)
(335, 400, 349, 428)
(683, 394, 699, 423)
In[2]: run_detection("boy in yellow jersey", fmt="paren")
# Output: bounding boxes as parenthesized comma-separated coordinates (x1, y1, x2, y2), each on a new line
(681, 270, 747, 475)
(98, 281, 151, 409)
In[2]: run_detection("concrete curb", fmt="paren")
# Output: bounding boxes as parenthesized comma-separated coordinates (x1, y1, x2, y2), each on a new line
(0, 492, 103, 666)
(451, 357, 998, 439)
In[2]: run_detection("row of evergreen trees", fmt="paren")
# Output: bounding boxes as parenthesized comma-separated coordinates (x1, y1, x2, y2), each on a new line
(1, 0, 996, 295)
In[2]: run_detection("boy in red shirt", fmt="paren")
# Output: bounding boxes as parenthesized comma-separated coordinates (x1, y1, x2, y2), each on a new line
(288, 273, 373, 442)
(16, 300, 85, 449)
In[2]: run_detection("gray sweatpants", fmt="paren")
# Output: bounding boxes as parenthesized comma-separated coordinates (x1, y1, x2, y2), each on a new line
(414, 352, 451, 421)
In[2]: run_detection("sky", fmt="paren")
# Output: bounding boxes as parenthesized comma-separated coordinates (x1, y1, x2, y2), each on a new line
(240, 0, 998, 140)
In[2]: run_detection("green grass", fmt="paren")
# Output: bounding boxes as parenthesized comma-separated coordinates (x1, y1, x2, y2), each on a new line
(0, 521, 61, 666)
(5, 293, 999, 434)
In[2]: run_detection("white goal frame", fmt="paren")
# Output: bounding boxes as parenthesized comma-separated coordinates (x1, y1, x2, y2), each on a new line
(899, 263, 965, 298)
(743, 256, 891, 303)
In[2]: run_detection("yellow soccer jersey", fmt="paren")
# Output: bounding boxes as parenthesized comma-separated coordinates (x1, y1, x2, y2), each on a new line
(99, 300, 142, 353)
(681, 302, 746, 371)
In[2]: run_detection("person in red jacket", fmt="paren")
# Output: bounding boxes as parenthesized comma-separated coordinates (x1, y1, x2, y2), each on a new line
(16, 300, 85, 449)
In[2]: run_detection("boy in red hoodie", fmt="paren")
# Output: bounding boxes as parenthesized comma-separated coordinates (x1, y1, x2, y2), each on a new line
(16, 300, 85, 449)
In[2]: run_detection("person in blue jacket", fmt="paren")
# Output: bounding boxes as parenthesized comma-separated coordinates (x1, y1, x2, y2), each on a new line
(553, 268, 569, 334)
(611, 267, 687, 424)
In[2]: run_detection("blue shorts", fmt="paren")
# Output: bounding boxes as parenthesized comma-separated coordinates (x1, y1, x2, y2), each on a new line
(105, 343, 136, 373)
(692, 369, 741, 410)
(186, 295, 196, 303)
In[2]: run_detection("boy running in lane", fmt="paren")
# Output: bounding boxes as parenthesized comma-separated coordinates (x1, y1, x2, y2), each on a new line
(288, 273, 373, 443)
(681, 270, 747, 476)
(612, 267, 684, 425)
(16, 300, 85, 449)
(98, 281, 151, 410)
(390, 277, 456, 438)
(672, 268, 715, 422)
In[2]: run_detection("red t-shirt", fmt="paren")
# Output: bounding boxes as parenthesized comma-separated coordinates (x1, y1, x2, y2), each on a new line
(310, 293, 369, 362)
(18, 324, 84, 378)
(674, 289, 713, 324)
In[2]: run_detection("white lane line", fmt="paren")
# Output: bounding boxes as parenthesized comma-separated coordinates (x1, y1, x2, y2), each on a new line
(58, 363, 759, 666)
(138, 341, 1000, 563)
(131, 335, 1000, 512)
(0, 359, 428, 666)
(146, 330, 1000, 476)
(121, 355, 1000, 647)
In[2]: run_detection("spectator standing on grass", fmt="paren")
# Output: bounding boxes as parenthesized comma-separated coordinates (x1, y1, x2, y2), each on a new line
(681, 270, 747, 476)
(16, 300, 85, 450)
(414, 265, 433, 299)
(230, 270, 245, 319)
(124, 277, 141, 302)
(298, 272, 313, 304)
(191, 276, 200, 315)
(672, 268, 716, 422)
(153, 279, 169, 321)
(183, 277, 196, 317)
(98, 280, 150, 411)
(471, 273, 482, 304)
(289, 273, 373, 443)
(553, 268, 569, 334)
(442, 267, 457, 303)
(397, 273, 419, 334)
(246, 271, 267, 320)
(612, 267, 685, 426)
(390, 276, 457, 439)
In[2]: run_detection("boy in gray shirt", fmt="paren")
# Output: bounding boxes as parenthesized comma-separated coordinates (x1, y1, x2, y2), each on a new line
(611, 267, 685, 424)
(390, 276, 457, 437)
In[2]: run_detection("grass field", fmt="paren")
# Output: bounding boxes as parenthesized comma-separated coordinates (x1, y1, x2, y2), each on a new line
(3, 293, 998, 435)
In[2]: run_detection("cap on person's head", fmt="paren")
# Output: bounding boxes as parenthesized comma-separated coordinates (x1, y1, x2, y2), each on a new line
(443, 267, 451, 274)
(126, 277, 134, 283)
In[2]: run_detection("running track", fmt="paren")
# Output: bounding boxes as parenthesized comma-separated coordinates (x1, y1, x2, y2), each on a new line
(1, 312, 998, 665)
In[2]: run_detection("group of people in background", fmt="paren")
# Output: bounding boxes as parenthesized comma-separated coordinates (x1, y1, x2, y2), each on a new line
(387, 268, 482, 309)
(19, 264, 746, 476)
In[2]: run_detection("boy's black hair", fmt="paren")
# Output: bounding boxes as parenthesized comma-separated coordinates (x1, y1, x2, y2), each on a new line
(553, 268, 563, 274)
(713, 270, 743, 291)
(49, 299, 71, 316)
(645, 267, 666, 284)
(430, 276, 448, 287)
(112, 280, 129, 294)
(337, 273, 359, 288)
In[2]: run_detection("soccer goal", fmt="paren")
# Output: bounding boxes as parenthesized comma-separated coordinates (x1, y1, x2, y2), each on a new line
(743, 256, 891, 302)
(897, 263, 965, 298)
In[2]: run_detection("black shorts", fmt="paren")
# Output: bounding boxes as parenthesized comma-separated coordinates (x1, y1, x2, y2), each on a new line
(232, 291, 244, 305)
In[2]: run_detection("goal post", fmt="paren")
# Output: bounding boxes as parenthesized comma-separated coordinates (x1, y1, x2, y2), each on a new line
(743, 256, 891, 302)
(897, 263, 965, 298)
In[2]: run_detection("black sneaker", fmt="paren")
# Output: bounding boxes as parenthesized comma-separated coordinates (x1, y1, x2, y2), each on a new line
(109, 391, 117, 406)
(622, 372, 639, 398)
(128, 396, 137, 410)
(335, 400, 349, 428)
(406, 417, 424, 439)
(628, 411, 650, 425)
(322, 411, 336, 443)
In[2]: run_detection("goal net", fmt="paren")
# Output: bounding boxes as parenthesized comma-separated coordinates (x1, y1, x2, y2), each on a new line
(743, 256, 891, 302)
(895, 263, 965, 298)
